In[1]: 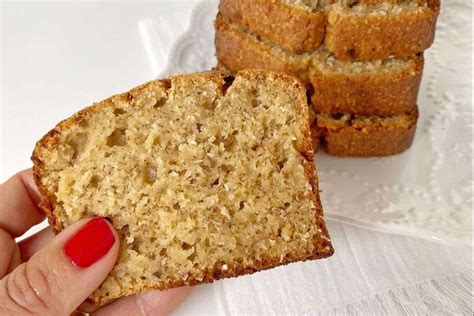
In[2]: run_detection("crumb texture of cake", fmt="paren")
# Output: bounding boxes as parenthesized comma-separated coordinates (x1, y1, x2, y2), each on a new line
(32, 70, 333, 305)
(219, 0, 439, 58)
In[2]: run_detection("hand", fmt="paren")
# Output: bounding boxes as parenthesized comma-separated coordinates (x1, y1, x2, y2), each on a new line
(0, 170, 192, 315)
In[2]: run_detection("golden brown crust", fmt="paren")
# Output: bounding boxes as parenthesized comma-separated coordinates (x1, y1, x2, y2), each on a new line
(310, 123, 322, 152)
(325, 2, 440, 61)
(219, 0, 439, 60)
(31, 69, 333, 306)
(315, 108, 419, 157)
(219, 0, 326, 54)
(309, 54, 424, 116)
(215, 15, 310, 83)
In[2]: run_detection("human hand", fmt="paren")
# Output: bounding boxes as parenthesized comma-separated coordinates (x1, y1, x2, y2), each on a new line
(0, 169, 192, 315)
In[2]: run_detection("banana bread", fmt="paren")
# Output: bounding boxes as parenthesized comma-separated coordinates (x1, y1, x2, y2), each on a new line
(31, 70, 334, 305)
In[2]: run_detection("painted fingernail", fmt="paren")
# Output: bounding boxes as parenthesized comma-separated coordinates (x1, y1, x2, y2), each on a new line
(64, 218, 116, 268)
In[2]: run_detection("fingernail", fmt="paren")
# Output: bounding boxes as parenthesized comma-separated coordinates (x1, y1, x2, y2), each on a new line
(64, 218, 116, 268)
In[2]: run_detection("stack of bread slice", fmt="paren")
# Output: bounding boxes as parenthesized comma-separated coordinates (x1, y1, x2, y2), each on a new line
(215, 0, 440, 156)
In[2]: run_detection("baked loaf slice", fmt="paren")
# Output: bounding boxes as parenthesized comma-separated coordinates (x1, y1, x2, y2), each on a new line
(216, 15, 423, 117)
(220, 0, 440, 60)
(32, 70, 334, 305)
(314, 107, 419, 156)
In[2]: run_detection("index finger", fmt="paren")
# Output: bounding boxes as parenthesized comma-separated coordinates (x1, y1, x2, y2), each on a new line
(0, 169, 45, 237)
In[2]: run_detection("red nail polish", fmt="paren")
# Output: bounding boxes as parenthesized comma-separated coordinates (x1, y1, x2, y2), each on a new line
(64, 218, 116, 268)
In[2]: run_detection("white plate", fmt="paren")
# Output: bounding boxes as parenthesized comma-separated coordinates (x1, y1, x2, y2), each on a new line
(157, 0, 472, 247)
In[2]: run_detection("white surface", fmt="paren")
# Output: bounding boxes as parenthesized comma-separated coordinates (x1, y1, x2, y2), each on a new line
(1, 1, 472, 315)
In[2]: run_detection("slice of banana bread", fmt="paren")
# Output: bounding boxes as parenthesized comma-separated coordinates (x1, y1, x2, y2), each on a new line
(219, 0, 439, 59)
(309, 50, 423, 117)
(32, 70, 334, 305)
(314, 107, 419, 156)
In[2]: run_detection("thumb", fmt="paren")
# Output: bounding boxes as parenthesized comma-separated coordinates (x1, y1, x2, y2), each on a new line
(0, 217, 119, 316)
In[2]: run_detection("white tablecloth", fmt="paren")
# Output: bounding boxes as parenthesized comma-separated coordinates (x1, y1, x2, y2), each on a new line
(1, 1, 471, 314)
